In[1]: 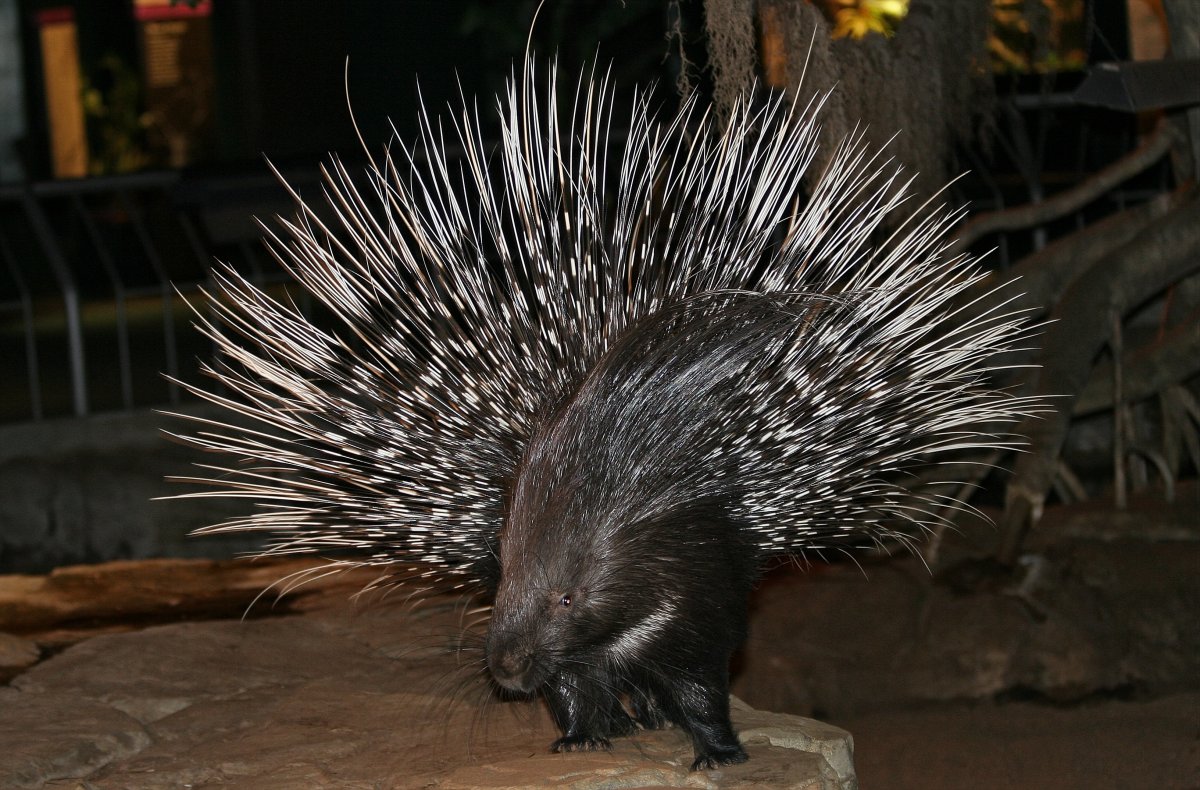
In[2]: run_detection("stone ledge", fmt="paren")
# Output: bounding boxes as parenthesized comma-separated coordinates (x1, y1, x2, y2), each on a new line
(0, 561, 856, 789)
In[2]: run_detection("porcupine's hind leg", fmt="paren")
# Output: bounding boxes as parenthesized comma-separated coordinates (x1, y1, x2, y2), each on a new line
(543, 669, 636, 752)
(627, 684, 667, 730)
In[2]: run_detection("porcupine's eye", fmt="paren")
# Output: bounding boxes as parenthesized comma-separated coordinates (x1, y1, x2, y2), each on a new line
(559, 593, 572, 608)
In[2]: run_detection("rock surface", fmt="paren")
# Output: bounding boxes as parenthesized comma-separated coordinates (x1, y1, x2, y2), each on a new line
(0, 562, 855, 789)
(0, 631, 39, 683)
(843, 691, 1200, 790)
(734, 484, 1200, 719)
(2, 483, 1198, 789)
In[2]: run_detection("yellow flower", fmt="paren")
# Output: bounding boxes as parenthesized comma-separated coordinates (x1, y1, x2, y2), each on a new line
(832, 0, 910, 39)
(864, 0, 909, 19)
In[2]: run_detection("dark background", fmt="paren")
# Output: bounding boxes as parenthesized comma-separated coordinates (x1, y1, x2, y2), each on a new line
(11, 0, 694, 179)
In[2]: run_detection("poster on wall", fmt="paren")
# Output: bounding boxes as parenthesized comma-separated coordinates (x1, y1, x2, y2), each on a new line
(133, 0, 215, 168)
(37, 7, 87, 179)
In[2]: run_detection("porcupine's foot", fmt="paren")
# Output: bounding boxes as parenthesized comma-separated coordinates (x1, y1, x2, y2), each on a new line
(543, 670, 634, 754)
(551, 734, 613, 752)
(549, 707, 635, 752)
(649, 673, 748, 771)
(691, 743, 750, 771)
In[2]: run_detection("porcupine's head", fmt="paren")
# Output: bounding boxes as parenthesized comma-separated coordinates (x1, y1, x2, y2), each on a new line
(483, 459, 620, 695)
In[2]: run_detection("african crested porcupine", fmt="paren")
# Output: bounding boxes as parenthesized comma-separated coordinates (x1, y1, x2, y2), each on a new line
(175, 61, 1040, 770)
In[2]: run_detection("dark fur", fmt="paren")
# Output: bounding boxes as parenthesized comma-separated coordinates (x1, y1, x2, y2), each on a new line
(482, 294, 815, 769)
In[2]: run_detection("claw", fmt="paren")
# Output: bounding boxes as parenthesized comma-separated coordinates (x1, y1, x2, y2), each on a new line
(551, 735, 613, 753)
(690, 745, 749, 771)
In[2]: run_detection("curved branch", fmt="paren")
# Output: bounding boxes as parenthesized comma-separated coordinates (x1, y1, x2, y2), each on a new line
(957, 189, 1179, 319)
(1074, 317, 1200, 416)
(949, 190, 1180, 383)
(998, 187, 1200, 564)
(948, 119, 1179, 257)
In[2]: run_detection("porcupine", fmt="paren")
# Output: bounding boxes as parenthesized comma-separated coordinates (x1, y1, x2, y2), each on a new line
(173, 60, 1041, 770)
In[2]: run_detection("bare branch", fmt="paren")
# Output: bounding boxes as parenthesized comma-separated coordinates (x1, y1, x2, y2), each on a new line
(958, 189, 1179, 322)
(998, 187, 1200, 564)
(1074, 315, 1200, 416)
(948, 119, 1179, 257)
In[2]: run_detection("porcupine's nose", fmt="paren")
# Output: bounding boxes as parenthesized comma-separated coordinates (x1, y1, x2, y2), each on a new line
(488, 648, 536, 692)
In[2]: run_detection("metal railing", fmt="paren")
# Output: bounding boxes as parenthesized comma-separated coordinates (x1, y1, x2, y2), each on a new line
(0, 101, 1175, 426)
(0, 168, 311, 423)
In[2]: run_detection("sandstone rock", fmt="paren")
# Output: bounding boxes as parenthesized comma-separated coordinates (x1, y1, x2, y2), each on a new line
(0, 694, 150, 789)
(0, 631, 39, 683)
(0, 594, 855, 789)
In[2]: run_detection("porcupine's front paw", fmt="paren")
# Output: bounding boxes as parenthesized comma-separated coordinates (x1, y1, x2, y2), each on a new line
(551, 734, 613, 752)
(691, 743, 749, 771)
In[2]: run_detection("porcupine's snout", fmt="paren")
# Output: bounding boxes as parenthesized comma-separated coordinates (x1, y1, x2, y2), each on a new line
(485, 602, 549, 693)
(487, 645, 535, 692)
